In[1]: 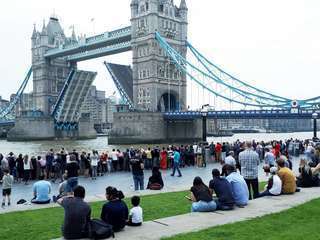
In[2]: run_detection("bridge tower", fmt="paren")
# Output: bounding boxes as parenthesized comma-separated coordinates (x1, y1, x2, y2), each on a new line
(31, 16, 76, 115)
(130, 0, 188, 112)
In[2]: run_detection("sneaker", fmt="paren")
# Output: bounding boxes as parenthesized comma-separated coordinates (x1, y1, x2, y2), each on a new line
(170, 174, 174, 177)
(178, 175, 182, 177)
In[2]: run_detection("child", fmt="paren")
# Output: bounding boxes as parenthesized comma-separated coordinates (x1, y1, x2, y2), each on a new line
(2, 169, 14, 207)
(127, 196, 143, 226)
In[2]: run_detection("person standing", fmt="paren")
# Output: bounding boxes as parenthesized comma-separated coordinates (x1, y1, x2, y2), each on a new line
(2, 169, 13, 207)
(171, 148, 182, 177)
(16, 154, 24, 183)
(239, 141, 260, 200)
(23, 155, 31, 185)
(91, 150, 99, 180)
(111, 149, 118, 172)
(130, 153, 144, 191)
(65, 155, 80, 194)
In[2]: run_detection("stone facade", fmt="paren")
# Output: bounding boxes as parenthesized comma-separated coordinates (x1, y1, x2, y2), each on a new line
(31, 17, 77, 116)
(130, 0, 188, 112)
(109, 112, 202, 144)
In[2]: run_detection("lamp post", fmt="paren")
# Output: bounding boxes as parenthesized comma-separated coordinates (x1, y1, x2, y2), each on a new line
(201, 106, 208, 142)
(312, 112, 318, 140)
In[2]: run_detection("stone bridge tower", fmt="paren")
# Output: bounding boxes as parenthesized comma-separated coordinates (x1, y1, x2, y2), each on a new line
(130, 0, 188, 112)
(31, 16, 77, 115)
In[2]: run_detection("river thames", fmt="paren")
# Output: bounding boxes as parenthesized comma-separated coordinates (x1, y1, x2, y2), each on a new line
(0, 131, 318, 155)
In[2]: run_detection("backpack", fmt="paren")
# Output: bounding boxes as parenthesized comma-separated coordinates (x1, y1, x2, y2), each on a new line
(89, 219, 114, 239)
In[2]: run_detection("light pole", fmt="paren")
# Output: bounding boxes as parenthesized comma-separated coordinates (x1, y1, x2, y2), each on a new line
(201, 105, 209, 142)
(312, 112, 318, 140)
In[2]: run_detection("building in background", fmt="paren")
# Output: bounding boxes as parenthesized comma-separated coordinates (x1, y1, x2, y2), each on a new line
(0, 96, 9, 109)
(81, 86, 119, 133)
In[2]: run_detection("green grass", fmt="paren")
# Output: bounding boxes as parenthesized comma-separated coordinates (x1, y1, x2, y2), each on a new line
(163, 198, 320, 240)
(0, 182, 266, 240)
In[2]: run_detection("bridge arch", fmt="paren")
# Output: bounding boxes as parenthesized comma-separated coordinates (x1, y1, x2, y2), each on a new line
(157, 92, 179, 112)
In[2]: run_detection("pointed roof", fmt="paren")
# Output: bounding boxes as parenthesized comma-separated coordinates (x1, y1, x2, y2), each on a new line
(179, 0, 188, 10)
(31, 24, 37, 39)
(41, 19, 48, 36)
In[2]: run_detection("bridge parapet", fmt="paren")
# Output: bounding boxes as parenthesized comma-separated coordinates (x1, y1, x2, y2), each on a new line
(164, 110, 320, 120)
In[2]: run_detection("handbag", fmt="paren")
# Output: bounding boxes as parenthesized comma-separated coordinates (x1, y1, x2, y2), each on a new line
(89, 219, 114, 239)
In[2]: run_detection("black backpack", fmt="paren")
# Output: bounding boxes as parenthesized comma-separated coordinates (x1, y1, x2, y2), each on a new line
(89, 219, 114, 239)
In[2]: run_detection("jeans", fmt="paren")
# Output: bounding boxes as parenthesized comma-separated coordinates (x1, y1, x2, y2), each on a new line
(172, 162, 182, 176)
(245, 178, 259, 200)
(66, 177, 78, 192)
(91, 166, 97, 178)
(192, 200, 217, 212)
(133, 175, 144, 191)
(258, 189, 278, 198)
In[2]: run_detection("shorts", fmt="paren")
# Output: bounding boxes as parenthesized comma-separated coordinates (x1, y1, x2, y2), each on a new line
(3, 188, 11, 196)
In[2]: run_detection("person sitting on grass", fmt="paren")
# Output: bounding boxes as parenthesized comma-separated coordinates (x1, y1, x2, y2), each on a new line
(258, 167, 282, 197)
(225, 164, 249, 207)
(101, 186, 129, 232)
(58, 185, 91, 240)
(147, 167, 164, 190)
(127, 196, 143, 227)
(31, 175, 51, 204)
(277, 156, 297, 194)
(52, 174, 68, 203)
(297, 159, 320, 188)
(209, 169, 235, 210)
(189, 176, 217, 212)
(2, 169, 14, 207)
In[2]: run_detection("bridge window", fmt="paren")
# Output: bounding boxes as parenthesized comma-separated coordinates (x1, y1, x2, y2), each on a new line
(146, 2, 149, 11)
(159, 4, 164, 13)
(166, 21, 168, 28)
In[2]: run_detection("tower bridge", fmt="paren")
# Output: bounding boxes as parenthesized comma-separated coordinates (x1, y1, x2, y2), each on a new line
(1, 0, 320, 142)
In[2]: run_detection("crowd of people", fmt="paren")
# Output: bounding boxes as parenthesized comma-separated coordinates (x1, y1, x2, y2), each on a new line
(1, 138, 320, 238)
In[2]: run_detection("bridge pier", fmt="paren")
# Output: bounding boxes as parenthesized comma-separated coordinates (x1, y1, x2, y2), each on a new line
(109, 112, 202, 145)
(7, 116, 96, 141)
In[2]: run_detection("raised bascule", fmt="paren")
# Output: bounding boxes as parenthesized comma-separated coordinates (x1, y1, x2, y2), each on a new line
(1, 0, 320, 142)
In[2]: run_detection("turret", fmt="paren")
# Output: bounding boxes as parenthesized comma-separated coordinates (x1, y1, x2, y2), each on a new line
(179, 0, 188, 22)
(130, 0, 139, 17)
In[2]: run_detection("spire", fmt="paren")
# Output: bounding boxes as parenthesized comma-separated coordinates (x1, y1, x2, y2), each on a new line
(31, 24, 37, 39)
(179, 0, 187, 10)
(71, 26, 77, 42)
(41, 19, 48, 35)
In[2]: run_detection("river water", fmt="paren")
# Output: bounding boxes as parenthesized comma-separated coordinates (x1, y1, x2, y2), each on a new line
(0, 131, 318, 155)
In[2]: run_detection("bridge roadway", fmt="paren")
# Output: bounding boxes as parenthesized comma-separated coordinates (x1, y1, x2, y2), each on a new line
(164, 109, 320, 120)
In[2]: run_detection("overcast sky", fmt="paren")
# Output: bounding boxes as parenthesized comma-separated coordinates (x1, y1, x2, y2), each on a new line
(0, 0, 319, 105)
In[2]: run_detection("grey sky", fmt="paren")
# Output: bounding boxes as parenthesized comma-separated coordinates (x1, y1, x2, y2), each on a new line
(0, 0, 319, 105)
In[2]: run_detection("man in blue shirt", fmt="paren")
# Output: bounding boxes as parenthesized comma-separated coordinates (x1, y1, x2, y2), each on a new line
(209, 169, 235, 210)
(171, 148, 182, 177)
(32, 175, 52, 204)
(225, 165, 249, 207)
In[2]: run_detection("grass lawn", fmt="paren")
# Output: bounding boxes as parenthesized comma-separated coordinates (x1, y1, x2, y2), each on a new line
(163, 198, 320, 240)
(0, 182, 266, 240)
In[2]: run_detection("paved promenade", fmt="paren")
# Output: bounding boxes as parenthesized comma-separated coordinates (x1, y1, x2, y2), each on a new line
(113, 187, 320, 240)
(0, 157, 301, 214)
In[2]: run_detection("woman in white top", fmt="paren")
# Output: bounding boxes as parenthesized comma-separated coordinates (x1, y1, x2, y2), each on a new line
(23, 155, 32, 185)
(91, 150, 99, 180)
(258, 167, 282, 197)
